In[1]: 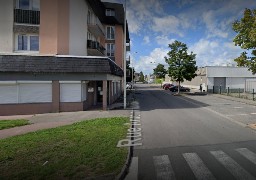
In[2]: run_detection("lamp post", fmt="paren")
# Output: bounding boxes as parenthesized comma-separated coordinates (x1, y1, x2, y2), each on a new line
(123, 0, 127, 109)
(131, 51, 137, 89)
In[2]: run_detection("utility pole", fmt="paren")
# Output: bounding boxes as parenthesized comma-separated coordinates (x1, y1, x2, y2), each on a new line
(123, 0, 127, 109)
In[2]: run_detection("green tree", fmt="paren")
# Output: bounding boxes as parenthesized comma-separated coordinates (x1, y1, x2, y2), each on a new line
(139, 71, 144, 82)
(233, 8, 256, 73)
(165, 40, 197, 93)
(126, 64, 135, 82)
(153, 63, 167, 79)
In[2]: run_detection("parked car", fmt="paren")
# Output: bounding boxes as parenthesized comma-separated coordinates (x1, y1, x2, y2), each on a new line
(163, 83, 174, 90)
(169, 85, 190, 92)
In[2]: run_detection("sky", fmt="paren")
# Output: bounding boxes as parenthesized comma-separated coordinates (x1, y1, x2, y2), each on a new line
(102, 0, 256, 75)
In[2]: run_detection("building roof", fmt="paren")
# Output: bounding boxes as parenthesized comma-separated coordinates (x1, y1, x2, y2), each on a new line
(0, 55, 123, 76)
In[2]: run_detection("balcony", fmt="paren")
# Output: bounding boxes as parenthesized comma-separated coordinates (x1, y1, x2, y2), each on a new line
(14, 9, 40, 25)
(87, 40, 105, 56)
(88, 18, 105, 37)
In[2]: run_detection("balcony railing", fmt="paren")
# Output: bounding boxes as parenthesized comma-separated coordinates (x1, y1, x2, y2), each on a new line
(87, 17, 105, 37)
(14, 9, 40, 25)
(87, 40, 105, 55)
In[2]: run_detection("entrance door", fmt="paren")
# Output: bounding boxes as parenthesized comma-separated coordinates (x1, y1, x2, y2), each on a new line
(96, 81, 103, 103)
(214, 77, 226, 92)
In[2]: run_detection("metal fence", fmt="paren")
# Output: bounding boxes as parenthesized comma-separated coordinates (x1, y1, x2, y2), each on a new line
(207, 86, 256, 101)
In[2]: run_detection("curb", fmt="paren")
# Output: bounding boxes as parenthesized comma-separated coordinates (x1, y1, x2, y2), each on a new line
(115, 109, 134, 180)
(115, 90, 136, 180)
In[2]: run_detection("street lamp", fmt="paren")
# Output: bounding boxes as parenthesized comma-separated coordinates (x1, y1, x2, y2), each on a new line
(130, 51, 137, 89)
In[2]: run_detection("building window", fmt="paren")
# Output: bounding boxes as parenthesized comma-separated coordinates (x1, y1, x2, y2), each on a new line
(106, 9, 115, 16)
(106, 26, 115, 40)
(18, 35, 28, 50)
(106, 43, 115, 57)
(17, 34, 39, 51)
(87, 10, 92, 24)
(16, 0, 40, 10)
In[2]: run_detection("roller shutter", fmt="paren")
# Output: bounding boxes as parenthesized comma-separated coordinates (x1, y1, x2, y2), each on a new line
(19, 83, 52, 103)
(60, 82, 82, 102)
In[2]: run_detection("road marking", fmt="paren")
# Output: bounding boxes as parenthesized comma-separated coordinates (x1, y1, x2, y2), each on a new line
(236, 148, 256, 165)
(210, 150, 255, 180)
(183, 153, 216, 180)
(250, 113, 256, 115)
(153, 155, 176, 180)
(234, 107, 243, 109)
(168, 94, 249, 128)
(125, 157, 138, 180)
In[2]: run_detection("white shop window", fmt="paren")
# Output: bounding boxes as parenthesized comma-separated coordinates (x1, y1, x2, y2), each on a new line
(60, 81, 82, 102)
(18, 83, 52, 103)
(0, 84, 18, 104)
(0, 81, 52, 104)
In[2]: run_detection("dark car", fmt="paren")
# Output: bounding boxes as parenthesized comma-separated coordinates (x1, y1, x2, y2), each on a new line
(169, 85, 190, 92)
(163, 83, 174, 90)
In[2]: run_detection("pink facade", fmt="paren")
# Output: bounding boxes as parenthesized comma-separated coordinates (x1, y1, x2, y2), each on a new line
(115, 25, 124, 68)
(40, 0, 69, 55)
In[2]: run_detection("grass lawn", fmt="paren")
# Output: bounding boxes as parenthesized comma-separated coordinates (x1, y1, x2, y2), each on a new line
(0, 119, 30, 130)
(0, 117, 129, 179)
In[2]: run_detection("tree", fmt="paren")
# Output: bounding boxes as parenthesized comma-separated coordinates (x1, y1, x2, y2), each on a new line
(126, 63, 135, 82)
(232, 8, 256, 73)
(165, 40, 197, 93)
(139, 71, 144, 82)
(153, 63, 167, 79)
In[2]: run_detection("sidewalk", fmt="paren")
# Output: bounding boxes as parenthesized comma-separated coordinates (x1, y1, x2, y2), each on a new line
(0, 93, 133, 139)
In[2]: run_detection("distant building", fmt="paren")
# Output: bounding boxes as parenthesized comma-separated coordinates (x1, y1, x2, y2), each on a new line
(0, 0, 130, 115)
(182, 66, 256, 92)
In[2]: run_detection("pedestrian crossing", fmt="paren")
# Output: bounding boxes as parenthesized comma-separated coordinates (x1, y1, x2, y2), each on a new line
(127, 147, 256, 180)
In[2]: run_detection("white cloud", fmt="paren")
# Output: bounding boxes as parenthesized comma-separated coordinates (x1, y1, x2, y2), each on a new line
(152, 16, 184, 36)
(202, 11, 229, 38)
(135, 48, 169, 75)
(189, 38, 242, 67)
(126, 0, 165, 34)
(143, 36, 150, 44)
(155, 35, 175, 47)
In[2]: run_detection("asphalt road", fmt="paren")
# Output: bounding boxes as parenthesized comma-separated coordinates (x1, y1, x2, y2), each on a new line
(126, 84, 256, 180)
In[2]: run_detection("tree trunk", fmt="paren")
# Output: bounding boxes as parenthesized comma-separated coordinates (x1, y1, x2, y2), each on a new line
(178, 81, 180, 94)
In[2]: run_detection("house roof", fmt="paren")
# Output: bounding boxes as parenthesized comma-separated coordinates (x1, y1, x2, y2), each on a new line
(0, 55, 123, 77)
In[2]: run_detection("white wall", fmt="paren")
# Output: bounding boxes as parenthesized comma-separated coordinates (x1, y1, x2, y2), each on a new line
(207, 77, 214, 88)
(207, 66, 255, 78)
(69, 0, 88, 56)
(226, 77, 246, 89)
(0, 0, 14, 53)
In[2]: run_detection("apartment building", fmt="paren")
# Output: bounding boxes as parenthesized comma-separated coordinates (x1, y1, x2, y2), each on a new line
(0, 0, 130, 115)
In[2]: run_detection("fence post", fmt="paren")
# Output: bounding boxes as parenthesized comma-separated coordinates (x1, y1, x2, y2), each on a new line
(219, 86, 221, 94)
(239, 88, 240, 98)
(253, 89, 254, 101)
(227, 87, 229, 95)
(213, 86, 214, 94)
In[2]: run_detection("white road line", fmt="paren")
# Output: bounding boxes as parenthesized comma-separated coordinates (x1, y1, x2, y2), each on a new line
(210, 150, 255, 180)
(125, 157, 138, 180)
(183, 153, 216, 180)
(153, 155, 176, 180)
(250, 113, 256, 115)
(234, 107, 243, 109)
(236, 148, 256, 165)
